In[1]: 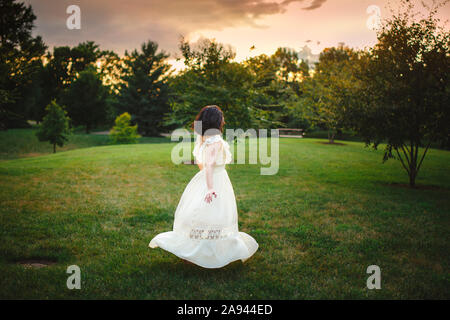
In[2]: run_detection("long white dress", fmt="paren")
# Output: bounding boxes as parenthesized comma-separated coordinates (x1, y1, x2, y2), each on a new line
(149, 134, 258, 268)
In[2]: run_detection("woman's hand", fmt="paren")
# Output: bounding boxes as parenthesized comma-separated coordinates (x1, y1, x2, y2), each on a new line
(204, 189, 217, 203)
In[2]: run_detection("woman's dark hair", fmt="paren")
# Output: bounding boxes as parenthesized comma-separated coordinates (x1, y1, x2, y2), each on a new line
(192, 105, 225, 136)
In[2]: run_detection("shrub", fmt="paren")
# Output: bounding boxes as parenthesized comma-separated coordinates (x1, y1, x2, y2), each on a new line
(109, 112, 140, 144)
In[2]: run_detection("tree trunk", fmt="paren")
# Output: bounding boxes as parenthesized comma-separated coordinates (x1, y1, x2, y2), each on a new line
(409, 145, 417, 188)
(85, 123, 90, 134)
(328, 130, 335, 144)
(53, 143, 56, 153)
(409, 172, 416, 188)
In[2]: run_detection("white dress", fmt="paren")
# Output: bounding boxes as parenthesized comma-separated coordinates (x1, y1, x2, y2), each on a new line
(149, 133, 259, 268)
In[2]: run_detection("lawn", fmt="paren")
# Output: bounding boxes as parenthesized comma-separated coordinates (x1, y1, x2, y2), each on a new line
(0, 131, 449, 299)
(0, 127, 165, 160)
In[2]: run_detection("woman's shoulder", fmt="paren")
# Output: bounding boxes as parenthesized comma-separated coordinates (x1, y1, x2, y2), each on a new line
(204, 134, 223, 145)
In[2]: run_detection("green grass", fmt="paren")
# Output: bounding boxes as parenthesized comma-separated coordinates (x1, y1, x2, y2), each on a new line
(0, 132, 449, 299)
(0, 127, 169, 160)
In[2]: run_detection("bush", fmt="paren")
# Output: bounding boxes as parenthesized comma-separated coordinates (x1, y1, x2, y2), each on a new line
(109, 112, 140, 144)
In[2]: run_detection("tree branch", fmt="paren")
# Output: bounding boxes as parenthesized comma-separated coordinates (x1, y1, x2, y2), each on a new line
(396, 148, 410, 175)
(416, 140, 432, 174)
(400, 144, 411, 167)
(413, 141, 419, 168)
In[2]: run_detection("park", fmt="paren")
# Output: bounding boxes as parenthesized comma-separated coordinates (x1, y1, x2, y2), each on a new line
(0, 0, 449, 300)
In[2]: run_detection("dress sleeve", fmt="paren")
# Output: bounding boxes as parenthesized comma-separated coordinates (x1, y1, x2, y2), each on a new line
(216, 139, 232, 165)
(193, 135, 232, 165)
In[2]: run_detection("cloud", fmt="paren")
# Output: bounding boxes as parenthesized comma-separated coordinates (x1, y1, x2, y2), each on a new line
(302, 0, 328, 10)
(282, 0, 327, 10)
(24, 0, 327, 56)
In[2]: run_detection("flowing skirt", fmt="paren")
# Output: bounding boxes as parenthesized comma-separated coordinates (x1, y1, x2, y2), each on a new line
(149, 165, 258, 268)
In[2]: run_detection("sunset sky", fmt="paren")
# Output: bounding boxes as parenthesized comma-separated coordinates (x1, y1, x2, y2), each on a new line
(24, 0, 450, 68)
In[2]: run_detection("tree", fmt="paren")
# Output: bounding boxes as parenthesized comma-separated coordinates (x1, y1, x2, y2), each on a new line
(36, 100, 71, 153)
(62, 67, 109, 133)
(271, 47, 309, 89)
(169, 37, 253, 130)
(241, 47, 313, 130)
(110, 112, 140, 144)
(301, 45, 359, 143)
(0, 0, 47, 129)
(347, 0, 450, 187)
(43, 41, 112, 103)
(116, 40, 171, 136)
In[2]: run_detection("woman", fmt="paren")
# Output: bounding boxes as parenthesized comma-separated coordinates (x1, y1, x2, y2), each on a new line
(149, 105, 258, 268)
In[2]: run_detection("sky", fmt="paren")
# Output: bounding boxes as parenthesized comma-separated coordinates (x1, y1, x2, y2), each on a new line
(24, 0, 450, 69)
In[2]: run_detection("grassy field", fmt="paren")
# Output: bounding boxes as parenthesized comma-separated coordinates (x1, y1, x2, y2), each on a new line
(0, 127, 165, 160)
(0, 129, 449, 299)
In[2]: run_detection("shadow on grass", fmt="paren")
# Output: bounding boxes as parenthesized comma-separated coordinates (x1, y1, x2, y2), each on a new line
(317, 141, 347, 146)
(383, 182, 449, 191)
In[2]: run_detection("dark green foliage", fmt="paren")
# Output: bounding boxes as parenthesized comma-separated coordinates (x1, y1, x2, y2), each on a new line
(298, 45, 359, 143)
(346, 0, 450, 187)
(115, 41, 171, 136)
(244, 51, 303, 129)
(42, 41, 109, 101)
(35, 100, 71, 153)
(169, 58, 254, 130)
(62, 67, 109, 133)
(170, 37, 252, 130)
(0, 0, 46, 129)
(170, 39, 312, 131)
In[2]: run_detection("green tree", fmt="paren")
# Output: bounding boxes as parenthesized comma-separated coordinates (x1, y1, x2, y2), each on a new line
(0, 0, 47, 129)
(110, 112, 140, 144)
(169, 38, 253, 130)
(271, 47, 309, 90)
(244, 49, 308, 129)
(116, 40, 171, 136)
(347, 0, 450, 187)
(301, 45, 359, 143)
(43, 41, 114, 103)
(36, 100, 71, 153)
(63, 67, 109, 133)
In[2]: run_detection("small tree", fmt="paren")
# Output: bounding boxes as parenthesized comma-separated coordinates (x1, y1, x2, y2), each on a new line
(348, 0, 450, 187)
(110, 112, 140, 144)
(36, 100, 71, 153)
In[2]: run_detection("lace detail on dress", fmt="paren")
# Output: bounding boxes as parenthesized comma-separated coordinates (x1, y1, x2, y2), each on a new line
(189, 228, 221, 240)
(192, 133, 232, 165)
(186, 225, 237, 241)
(204, 135, 222, 144)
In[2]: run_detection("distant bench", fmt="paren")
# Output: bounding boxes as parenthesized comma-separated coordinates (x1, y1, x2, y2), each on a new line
(278, 128, 304, 138)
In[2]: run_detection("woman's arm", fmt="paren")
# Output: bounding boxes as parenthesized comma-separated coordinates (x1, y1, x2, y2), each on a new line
(204, 142, 221, 203)
(197, 163, 203, 171)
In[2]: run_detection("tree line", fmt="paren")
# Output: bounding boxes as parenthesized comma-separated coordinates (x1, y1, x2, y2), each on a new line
(0, 0, 448, 187)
